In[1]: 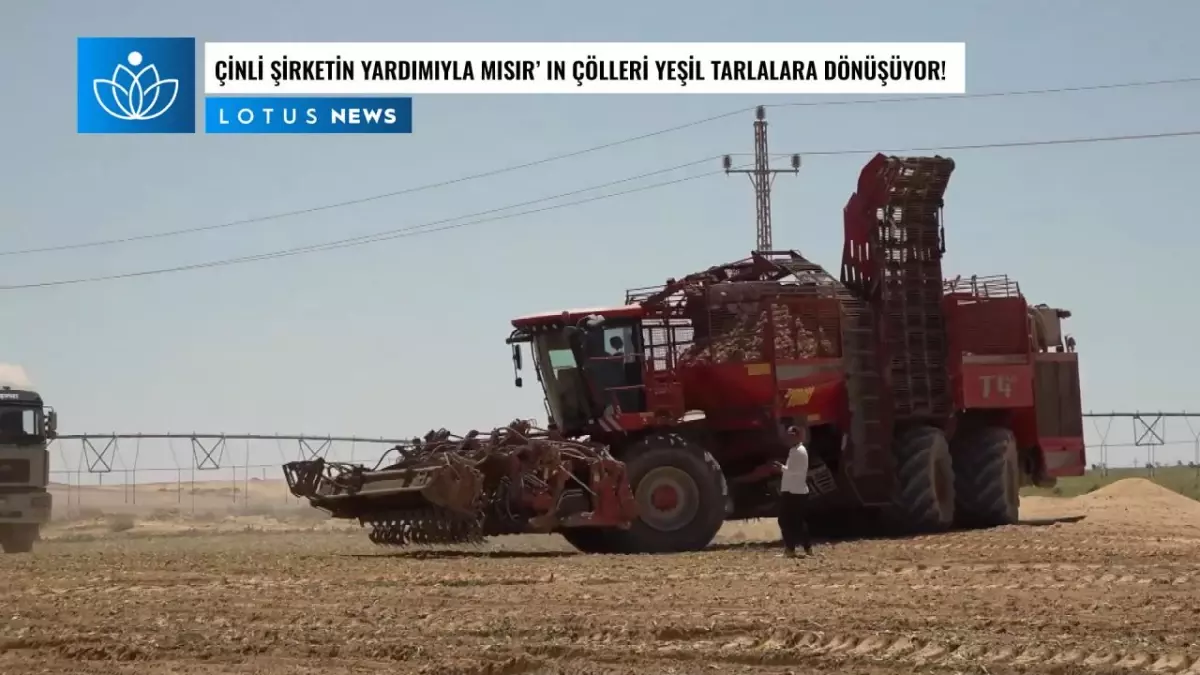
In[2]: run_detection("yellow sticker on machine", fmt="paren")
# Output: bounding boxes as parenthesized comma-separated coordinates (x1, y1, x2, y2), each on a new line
(784, 386, 815, 407)
(745, 363, 771, 376)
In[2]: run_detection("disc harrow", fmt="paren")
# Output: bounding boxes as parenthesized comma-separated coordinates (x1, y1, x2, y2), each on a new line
(282, 420, 638, 549)
(363, 508, 485, 547)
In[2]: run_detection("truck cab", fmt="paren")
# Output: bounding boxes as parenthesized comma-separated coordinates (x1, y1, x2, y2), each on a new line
(0, 384, 55, 553)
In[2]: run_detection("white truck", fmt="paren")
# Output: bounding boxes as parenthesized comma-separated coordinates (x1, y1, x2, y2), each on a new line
(0, 364, 54, 553)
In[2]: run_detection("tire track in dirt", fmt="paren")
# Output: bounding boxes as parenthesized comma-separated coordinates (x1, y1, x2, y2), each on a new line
(787, 561, 1200, 592)
(854, 539, 1200, 563)
(878, 527, 1200, 544)
(22, 561, 1196, 601)
(788, 572, 1200, 592)
(530, 629, 1200, 673)
(897, 539, 1200, 552)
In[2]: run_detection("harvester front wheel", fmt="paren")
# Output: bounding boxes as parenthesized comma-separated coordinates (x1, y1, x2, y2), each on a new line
(952, 426, 1020, 528)
(607, 434, 726, 554)
(891, 425, 955, 533)
(559, 527, 619, 554)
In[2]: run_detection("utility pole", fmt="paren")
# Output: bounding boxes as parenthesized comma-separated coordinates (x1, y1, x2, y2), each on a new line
(722, 106, 801, 252)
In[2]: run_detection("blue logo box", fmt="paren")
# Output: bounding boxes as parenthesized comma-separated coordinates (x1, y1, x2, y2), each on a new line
(205, 97, 413, 134)
(77, 37, 197, 134)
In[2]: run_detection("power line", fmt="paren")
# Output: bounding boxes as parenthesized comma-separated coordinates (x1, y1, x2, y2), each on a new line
(4, 75, 1198, 258)
(772, 75, 1200, 110)
(808, 129, 1200, 156)
(3, 126, 1198, 291)
(1, 159, 730, 290)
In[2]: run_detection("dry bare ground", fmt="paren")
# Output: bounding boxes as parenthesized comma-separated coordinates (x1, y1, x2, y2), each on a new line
(43, 479, 357, 540)
(3, 478, 1200, 674)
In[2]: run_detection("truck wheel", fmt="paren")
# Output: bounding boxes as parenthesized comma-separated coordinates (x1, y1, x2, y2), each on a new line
(606, 434, 727, 554)
(953, 427, 1020, 528)
(0, 524, 38, 554)
(559, 528, 620, 554)
(891, 425, 955, 533)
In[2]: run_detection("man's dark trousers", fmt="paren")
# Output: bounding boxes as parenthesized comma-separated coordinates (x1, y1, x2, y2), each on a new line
(777, 491, 813, 554)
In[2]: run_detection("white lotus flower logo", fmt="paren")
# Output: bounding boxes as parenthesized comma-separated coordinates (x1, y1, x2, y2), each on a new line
(92, 51, 179, 121)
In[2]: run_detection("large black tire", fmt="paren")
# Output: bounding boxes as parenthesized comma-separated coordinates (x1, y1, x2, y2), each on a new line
(0, 524, 37, 554)
(559, 527, 619, 554)
(952, 426, 1020, 528)
(891, 425, 955, 533)
(603, 434, 727, 554)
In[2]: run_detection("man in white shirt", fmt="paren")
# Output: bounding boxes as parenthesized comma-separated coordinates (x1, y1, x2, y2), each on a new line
(777, 425, 814, 557)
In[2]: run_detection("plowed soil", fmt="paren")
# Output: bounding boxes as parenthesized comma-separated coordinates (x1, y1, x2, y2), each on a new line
(5, 478, 1200, 674)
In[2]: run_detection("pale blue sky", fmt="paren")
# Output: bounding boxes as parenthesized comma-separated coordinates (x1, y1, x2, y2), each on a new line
(2, 0, 1199, 477)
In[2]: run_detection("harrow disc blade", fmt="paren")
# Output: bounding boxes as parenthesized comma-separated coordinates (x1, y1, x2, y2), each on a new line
(363, 508, 485, 547)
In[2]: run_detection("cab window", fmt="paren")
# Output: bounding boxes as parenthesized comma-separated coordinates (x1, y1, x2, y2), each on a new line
(582, 323, 646, 413)
(547, 349, 577, 370)
(0, 407, 41, 444)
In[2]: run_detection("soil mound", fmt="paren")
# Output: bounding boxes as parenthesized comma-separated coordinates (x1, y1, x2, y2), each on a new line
(1077, 477, 1197, 506)
(1070, 478, 1200, 529)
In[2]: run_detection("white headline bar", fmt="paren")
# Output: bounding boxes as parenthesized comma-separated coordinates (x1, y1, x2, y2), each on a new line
(203, 42, 967, 95)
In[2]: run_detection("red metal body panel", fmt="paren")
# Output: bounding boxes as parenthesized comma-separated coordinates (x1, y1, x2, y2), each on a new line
(778, 379, 848, 427)
(638, 371, 686, 422)
(958, 362, 1035, 409)
(676, 363, 774, 415)
(1039, 436, 1087, 477)
(665, 355, 849, 432)
(1007, 407, 1041, 454)
(943, 288, 1031, 411)
(775, 358, 848, 426)
(511, 305, 644, 328)
(942, 277, 1086, 478)
(840, 153, 890, 295)
(944, 295, 1029, 355)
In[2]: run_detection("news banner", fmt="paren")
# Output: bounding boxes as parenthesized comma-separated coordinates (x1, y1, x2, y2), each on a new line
(76, 38, 967, 135)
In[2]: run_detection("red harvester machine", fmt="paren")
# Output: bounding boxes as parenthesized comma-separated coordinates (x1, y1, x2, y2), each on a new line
(284, 153, 1085, 553)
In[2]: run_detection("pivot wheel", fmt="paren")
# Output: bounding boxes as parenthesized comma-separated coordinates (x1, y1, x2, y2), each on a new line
(891, 425, 955, 533)
(952, 426, 1020, 528)
(603, 434, 727, 554)
(0, 524, 38, 554)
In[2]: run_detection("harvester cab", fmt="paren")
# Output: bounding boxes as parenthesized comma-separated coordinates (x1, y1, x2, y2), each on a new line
(507, 307, 659, 438)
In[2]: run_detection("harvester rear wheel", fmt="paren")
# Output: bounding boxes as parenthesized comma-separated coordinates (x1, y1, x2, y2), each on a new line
(952, 426, 1020, 528)
(891, 425, 955, 533)
(606, 434, 726, 554)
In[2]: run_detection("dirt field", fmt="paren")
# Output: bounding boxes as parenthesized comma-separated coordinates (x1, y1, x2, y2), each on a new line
(43, 478, 351, 541)
(4, 478, 1200, 674)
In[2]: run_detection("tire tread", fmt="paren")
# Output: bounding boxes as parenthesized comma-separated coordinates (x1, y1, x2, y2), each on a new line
(891, 426, 955, 533)
(953, 427, 1019, 528)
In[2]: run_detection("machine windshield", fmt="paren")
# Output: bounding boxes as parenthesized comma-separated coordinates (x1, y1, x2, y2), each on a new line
(530, 330, 591, 431)
(0, 405, 43, 446)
